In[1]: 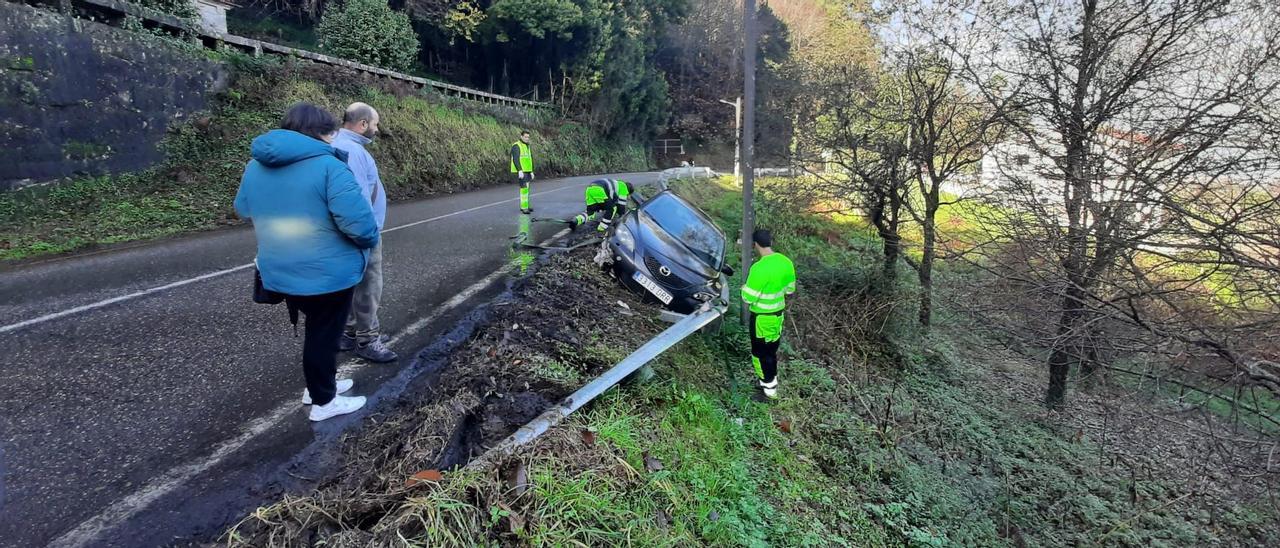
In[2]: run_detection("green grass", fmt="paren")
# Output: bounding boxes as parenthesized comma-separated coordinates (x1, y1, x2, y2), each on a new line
(1108, 361, 1280, 436)
(503, 337, 891, 547)
(1, 58, 647, 261)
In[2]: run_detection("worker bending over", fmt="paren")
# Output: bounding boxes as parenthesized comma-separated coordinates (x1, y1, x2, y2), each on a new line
(741, 229, 796, 400)
(568, 178, 632, 232)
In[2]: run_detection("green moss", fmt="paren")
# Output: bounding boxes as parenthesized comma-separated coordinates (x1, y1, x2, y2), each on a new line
(5, 55, 35, 71)
(62, 141, 112, 161)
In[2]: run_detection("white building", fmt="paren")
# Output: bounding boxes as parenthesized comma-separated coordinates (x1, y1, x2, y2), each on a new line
(978, 126, 1166, 229)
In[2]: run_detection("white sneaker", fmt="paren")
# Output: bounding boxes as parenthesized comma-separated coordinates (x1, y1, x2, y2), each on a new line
(309, 394, 366, 421)
(760, 379, 779, 400)
(302, 379, 353, 405)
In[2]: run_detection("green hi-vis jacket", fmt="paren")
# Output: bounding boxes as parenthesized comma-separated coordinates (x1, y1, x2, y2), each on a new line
(585, 179, 631, 206)
(510, 141, 533, 173)
(741, 252, 796, 314)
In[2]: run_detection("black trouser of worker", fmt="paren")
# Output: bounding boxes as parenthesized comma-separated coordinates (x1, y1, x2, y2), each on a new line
(576, 201, 626, 226)
(284, 286, 354, 407)
(749, 312, 782, 385)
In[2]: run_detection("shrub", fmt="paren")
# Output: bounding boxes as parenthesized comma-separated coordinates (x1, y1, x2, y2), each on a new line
(134, 0, 197, 20)
(317, 0, 419, 72)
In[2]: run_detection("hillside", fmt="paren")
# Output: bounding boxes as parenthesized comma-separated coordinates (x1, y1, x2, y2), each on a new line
(0, 52, 646, 261)
(222, 178, 1280, 546)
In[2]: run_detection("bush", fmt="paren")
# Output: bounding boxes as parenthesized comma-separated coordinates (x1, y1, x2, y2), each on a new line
(134, 0, 197, 20)
(317, 0, 419, 72)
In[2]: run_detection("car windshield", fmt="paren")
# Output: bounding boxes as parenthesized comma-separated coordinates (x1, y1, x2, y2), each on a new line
(640, 193, 724, 267)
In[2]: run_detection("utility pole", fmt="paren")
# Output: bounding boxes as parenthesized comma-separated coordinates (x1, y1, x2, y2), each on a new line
(740, 0, 757, 326)
(718, 97, 742, 185)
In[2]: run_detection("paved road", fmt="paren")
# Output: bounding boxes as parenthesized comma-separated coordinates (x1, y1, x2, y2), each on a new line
(0, 172, 658, 547)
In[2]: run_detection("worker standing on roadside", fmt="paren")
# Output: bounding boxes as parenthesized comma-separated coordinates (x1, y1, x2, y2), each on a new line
(511, 130, 535, 214)
(568, 178, 632, 232)
(741, 229, 796, 400)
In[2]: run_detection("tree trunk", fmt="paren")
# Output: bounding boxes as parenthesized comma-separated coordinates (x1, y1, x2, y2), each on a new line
(1045, 286, 1085, 408)
(882, 232, 901, 282)
(918, 191, 939, 327)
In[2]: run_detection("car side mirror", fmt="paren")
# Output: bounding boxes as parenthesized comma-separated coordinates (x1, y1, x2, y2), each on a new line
(721, 265, 735, 276)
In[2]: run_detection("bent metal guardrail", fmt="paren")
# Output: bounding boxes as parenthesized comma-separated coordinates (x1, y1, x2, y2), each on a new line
(465, 302, 726, 471)
(658, 166, 719, 189)
(28, 0, 551, 110)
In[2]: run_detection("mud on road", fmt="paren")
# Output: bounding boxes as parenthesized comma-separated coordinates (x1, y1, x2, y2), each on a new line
(223, 234, 665, 546)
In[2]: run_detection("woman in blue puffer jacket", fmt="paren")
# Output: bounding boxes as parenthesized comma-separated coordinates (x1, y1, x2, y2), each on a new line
(234, 103, 380, 422)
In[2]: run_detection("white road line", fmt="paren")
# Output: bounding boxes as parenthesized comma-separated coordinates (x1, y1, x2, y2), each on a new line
(0, 264, 256, 335)
(50, 228, 571, 548)
(1, 185, 577, 335)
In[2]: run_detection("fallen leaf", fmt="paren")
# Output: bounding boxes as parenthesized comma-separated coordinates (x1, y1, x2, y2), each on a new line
(497, 501, 525, 532)
(581, 429, 598, 445)
(643, 451, 664, 472)
(617, 300, 630, 310)
(405, 469, 443, 487)
(504, 461, 529, 497)
(778, 418, 793, 433)
(656, 509, 672, 530)
(513, 359, 523, 366)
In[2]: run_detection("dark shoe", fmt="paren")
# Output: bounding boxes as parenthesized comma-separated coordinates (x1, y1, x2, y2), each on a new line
(752, 381, 779, 402)
(356, 338, 398, 363)
(521, 208, 534, 214)
(339, 334, 357, 352)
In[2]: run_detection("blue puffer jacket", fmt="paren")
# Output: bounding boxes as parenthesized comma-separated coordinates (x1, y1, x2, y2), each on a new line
(234, 129, 380, 296)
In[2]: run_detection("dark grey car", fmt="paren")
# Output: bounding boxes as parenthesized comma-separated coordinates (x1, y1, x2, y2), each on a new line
(598, 190, 732, 313)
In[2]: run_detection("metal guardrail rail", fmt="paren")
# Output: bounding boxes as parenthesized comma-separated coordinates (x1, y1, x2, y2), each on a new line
(26, 0, 551, 109)
(465, 303, 725, 471)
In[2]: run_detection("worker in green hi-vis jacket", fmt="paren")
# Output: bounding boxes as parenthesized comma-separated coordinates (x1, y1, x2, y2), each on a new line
(510, 130, 535, 214)
(740, 229, 796, 400)
(568, 178, 632, 232)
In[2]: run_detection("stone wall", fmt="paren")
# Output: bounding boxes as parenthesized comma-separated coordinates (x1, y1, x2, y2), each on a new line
(0, 1, 229, 190)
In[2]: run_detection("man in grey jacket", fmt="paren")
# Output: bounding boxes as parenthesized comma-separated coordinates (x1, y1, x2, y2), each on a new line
(332, 102, 397, 363)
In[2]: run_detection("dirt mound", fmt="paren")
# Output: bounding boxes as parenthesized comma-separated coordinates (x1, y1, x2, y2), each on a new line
(224, 237, 663, 546)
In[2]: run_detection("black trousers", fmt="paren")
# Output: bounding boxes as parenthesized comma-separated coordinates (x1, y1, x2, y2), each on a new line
(580, 201, 625, 225)
(285, 287, 355, 406)
(749, 313, 781, 385)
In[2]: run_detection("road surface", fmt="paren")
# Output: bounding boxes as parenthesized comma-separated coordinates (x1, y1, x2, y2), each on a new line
(0, 172, 659, 547)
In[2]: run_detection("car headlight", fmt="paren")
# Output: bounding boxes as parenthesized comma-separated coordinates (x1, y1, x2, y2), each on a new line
(614, 224, 635, 253)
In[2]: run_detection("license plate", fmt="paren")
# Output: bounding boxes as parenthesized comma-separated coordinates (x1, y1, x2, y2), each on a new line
(632, 271, 674, 304)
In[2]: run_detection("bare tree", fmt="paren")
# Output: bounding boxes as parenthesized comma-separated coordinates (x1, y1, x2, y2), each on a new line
(892, 47, 1007, 327)
(791, 65, 917, 287)
(946, 0, 1280, 408)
